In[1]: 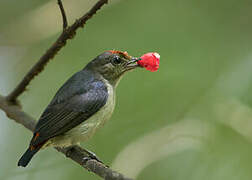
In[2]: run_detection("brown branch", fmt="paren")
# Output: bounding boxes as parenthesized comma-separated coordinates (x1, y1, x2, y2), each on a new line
(0, 95, 133, 180)
(6, 0, 108, 103)
(57, 0, 68, 30)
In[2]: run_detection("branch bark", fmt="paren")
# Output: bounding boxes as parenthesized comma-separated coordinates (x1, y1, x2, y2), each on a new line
(0, 95, 132, 180)
(6, 0, 108, 103)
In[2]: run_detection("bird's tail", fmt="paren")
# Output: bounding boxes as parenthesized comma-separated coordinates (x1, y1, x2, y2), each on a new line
(18, 146, 41, 167)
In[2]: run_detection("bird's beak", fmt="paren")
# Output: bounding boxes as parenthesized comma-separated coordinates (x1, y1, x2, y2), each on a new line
(125, 57, 141, 70)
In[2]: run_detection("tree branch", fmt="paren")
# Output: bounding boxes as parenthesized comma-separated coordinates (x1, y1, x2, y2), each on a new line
(0, 95, 132, 180)
(57, 0, 68, 30)
(6, 0, 108, 103)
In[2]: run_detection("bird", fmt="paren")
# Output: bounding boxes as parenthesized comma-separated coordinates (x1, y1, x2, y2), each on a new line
(18, 50, 141, 167)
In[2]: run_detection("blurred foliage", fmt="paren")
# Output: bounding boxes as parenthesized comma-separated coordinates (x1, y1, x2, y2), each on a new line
(1, 0, 252, 180)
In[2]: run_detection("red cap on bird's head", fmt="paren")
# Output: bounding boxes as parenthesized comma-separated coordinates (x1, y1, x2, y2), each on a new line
(108, 50, 132, 60)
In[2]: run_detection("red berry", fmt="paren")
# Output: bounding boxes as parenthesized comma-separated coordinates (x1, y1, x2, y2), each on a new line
(137, 52, 160, 72)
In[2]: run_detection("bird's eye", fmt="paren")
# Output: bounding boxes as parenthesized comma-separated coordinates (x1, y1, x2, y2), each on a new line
(112, 56, 122, 65)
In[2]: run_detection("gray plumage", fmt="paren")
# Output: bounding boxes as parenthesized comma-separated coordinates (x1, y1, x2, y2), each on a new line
(33, 70, 108, 147)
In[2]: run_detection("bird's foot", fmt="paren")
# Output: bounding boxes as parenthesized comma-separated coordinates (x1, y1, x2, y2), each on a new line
(65, 146, 75, 157)
(81, 149, 109, 167)
(82, 149, 102, 163)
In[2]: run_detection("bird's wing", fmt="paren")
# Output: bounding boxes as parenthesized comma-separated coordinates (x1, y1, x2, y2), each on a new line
(31, 80, 108, 147)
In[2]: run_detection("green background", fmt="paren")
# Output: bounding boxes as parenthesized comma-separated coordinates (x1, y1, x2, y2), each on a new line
(1, 0, 252, 179)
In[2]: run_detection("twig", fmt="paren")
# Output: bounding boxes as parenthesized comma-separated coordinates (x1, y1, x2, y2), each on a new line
(6, 0, 108, 103)
(57, 0, 68, 30)
(0, 95, 132, 180)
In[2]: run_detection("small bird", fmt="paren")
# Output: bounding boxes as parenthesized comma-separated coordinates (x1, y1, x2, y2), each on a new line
(18, 50, 141, 167)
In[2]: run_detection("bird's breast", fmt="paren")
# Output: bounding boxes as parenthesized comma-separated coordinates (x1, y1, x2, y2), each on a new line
(66, 80, 115, 142)
(88, 81, 115, 129)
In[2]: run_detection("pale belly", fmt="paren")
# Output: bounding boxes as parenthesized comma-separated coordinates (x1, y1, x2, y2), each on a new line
(44, 83, 115, 148)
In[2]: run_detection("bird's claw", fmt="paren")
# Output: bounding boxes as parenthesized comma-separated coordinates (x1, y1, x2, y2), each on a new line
(81, 150, 109, 168)
(82, 156, 91, 164)
(65, 147, 74, 157)
(85, 151, 103, 163)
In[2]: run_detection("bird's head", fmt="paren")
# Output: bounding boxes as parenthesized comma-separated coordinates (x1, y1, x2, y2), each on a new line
(85, 50, 140, 86)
